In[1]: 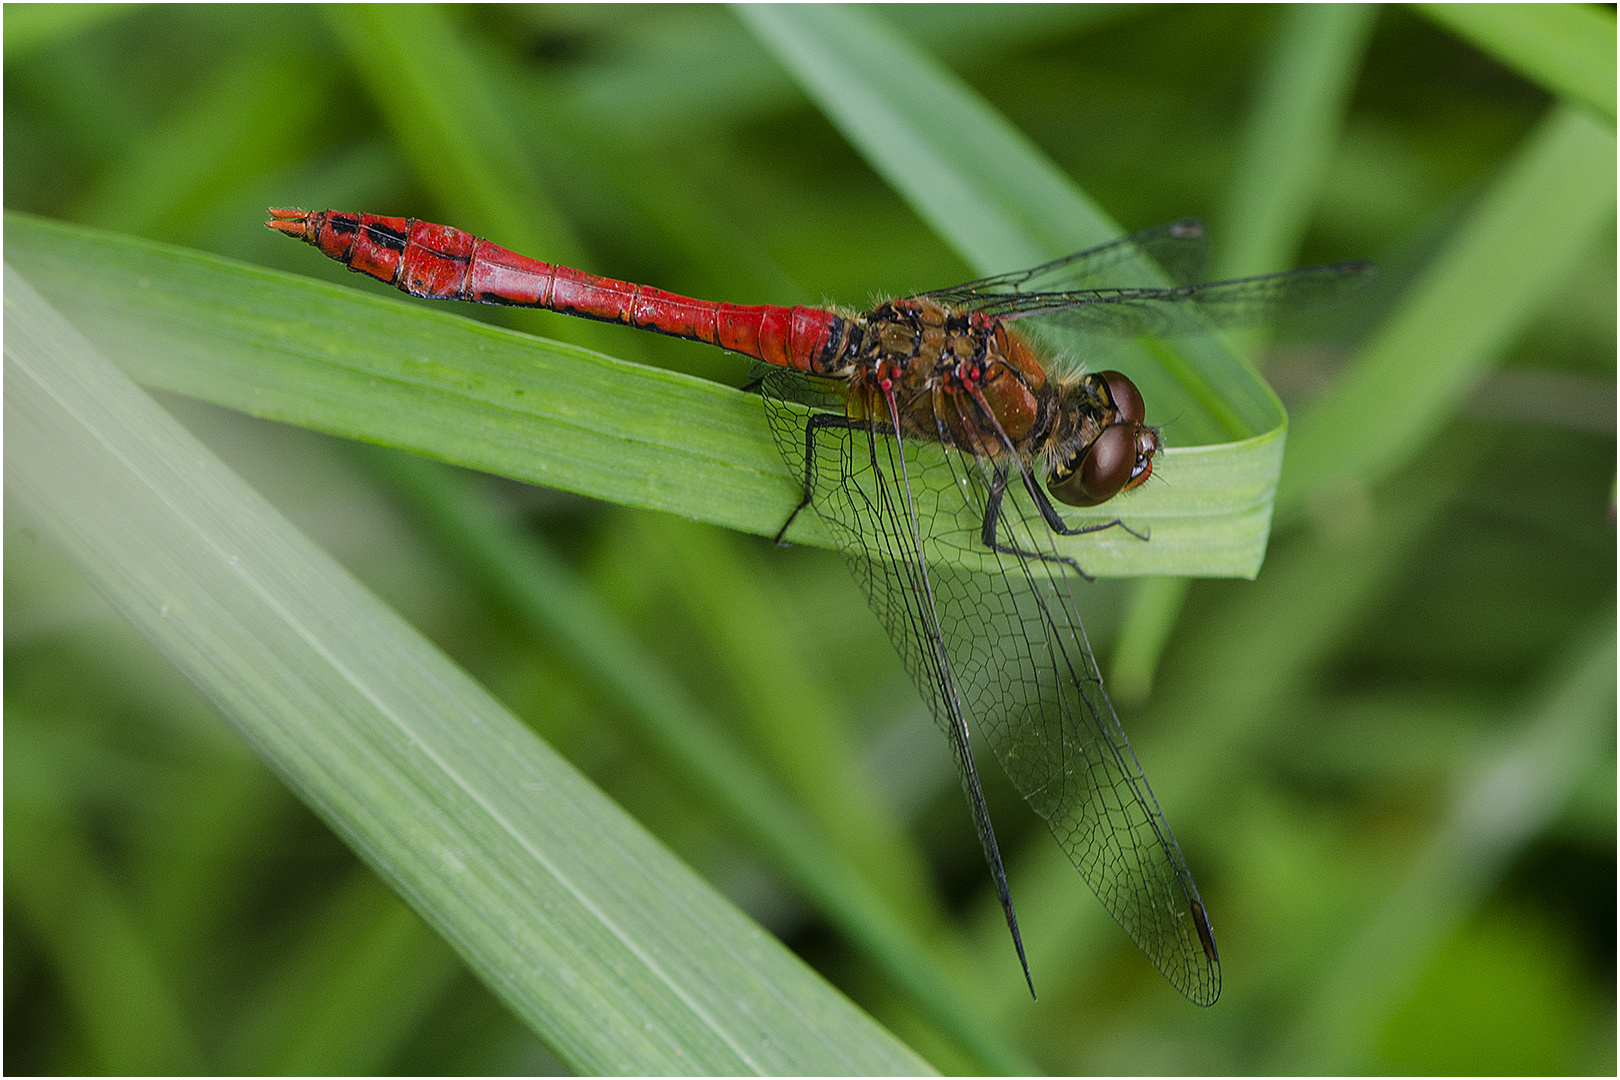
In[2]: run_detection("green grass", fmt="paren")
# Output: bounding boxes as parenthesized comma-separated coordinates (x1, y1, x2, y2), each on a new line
(6, 5, 1614, 1075)
(7, 267, 930, 1076)
(1414, 3, 1616, 124)
(1277, 102, 1616, 523)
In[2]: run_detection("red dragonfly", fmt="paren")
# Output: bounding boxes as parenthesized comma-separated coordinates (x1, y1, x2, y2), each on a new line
(270, 207, 1372, 1005)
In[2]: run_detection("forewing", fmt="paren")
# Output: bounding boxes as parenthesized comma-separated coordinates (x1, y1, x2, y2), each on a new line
(977, 260, 1377, 337)
(759, 369, 1220, 1005)
(923, 219, 1211, 309)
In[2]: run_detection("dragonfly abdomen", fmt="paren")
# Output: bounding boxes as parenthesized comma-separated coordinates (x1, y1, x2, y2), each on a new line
(268, 209, 847, 372)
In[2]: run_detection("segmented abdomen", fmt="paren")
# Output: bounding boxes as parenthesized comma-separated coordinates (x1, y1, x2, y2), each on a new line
(268, 209, 844, 373)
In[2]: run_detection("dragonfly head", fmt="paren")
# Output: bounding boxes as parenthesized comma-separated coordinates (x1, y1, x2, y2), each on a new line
(1046, 371, 1161, 507)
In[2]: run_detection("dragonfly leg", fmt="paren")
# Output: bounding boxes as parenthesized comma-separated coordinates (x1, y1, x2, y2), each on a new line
(979, 466, 1096, 580)
(1026, 472, 1149, 542)
(773, 412, 870, 545)
(978, 467, 1149, 578)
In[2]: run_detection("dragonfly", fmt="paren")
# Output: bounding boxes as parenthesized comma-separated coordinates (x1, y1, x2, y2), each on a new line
(269, 207, 1373, 1006)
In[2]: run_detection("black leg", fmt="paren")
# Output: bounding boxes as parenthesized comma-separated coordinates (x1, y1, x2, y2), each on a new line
(978, 465, 1150, 580)
(978, 465, 1095, 580)
(1023, 470, 1148, 542)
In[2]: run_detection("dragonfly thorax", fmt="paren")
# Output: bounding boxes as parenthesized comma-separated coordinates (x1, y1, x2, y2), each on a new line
(832, 297, 1052, 460)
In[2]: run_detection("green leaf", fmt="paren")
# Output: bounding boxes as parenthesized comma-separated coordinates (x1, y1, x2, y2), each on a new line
(366, 450, 1030, 1075)
(739, 4, 1113, 275)
(1278, 612, 1617, 1073)
(220, 870, 460, 1075)
(2, 2, 136, 61)
(4, 792, 203, 1074)
(6, 211, 1281, 579)
(72, 48, 334, 247)
(1415, 3, 1616, 124)
(545, 5, 1138, 139)
(1214, 4, 1379, 278)
(4, 264, 932, 1076)
(1277, 103, 1617, 521)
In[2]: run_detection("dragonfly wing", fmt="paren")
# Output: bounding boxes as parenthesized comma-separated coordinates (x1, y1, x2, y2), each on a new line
(970, 260, 1376, 338)
(945, 455, 1222, 1006)
(759, 369, 1220, 1005)
(759, 367, 1037, 991)
(922, 219, 1211, 308)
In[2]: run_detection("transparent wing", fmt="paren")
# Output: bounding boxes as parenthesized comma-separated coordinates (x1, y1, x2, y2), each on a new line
(758, 366, 1037, 992)
(919, 216, 1374, 343)
(760, 368, 1221, 1006)
(947, 449, 1221, 1007)
(922, 219, 1212, 304)
(972, 261, 1376, 337)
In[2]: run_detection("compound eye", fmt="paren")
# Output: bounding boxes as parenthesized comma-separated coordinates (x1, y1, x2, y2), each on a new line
(1099, 370, 1145, 426)
(1049, 423, 1137, 507)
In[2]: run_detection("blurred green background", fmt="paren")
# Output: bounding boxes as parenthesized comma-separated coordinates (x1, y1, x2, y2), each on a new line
(5, 3, 1614, 1074)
